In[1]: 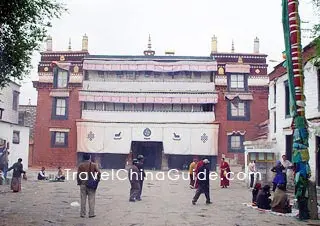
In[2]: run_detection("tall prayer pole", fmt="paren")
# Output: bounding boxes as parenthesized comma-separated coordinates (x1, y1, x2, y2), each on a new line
(282, 0, 311, 220)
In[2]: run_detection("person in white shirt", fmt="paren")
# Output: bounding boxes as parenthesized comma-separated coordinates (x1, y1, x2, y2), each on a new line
(248, 160, 256, 188)
(37, 167, 48, 180)
(281, 155, 293, 190)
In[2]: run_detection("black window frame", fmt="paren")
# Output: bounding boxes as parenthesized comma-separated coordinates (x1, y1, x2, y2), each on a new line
(273, 111, 277, 133)
(228, 134, 244, 153)
(284, 81, 290, 118)
(53, 67, 69, 89)
(227, 100, 250, 121)
(12, 91, 19, 111)
(273, 82, 277, 104)
(0, 108, 4, 120)
(51, 131, 68, 148)
(227, 73, 248, 92)
(51, 97, 69, 120)
(12, 130, 20, 144)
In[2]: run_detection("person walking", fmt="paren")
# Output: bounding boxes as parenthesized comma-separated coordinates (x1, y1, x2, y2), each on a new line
(271, 160, 285, 192)
(220, 158, 231, 188)
(128, 159, 141, 202)
(7, 158, 26, 192)
(136, 155, 145, 201)
(192, 159, 212, 205)
(248, 160, 256, 188)
(77, 153, 101, 218)
(188, 158, 198, 189)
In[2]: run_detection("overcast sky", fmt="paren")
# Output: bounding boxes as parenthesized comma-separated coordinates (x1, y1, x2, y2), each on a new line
(20, 0, 317, 105)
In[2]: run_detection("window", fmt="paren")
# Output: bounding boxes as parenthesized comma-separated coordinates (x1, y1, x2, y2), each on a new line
(12, 91, 19, 111)
(227, 99, 250, 121)
(273, 111, 276, 133)
(249, 153, 256, 161)
(54, 69, 68, 88)
(228, 135, 244, 152)
(228, 74, 247, 91)
(273, 83, 277, 104)
(0, 108, 4, 120)
(12, 131, 20, 144)
(51, 132, 68, 148)
(18, 112, 25, 125)
(284, 81, 291, 117)
(84, 71, 89, 80)
(52, 98, 68, 120)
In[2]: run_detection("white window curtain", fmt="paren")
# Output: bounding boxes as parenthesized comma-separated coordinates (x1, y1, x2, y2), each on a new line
(57, 71, 68, 88)
(56, 99, 66, 115)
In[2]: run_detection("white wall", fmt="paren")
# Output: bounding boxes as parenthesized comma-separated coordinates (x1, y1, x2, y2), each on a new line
(82, 81, 215, 92)
(269, 62, 319, 181)
(82, 111, 215, 123)
(0, 121, 29, 171)
(0, 81, 20, 124)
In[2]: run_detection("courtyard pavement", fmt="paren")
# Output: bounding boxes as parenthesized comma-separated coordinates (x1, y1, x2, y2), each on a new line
(0, 169, 319, 226)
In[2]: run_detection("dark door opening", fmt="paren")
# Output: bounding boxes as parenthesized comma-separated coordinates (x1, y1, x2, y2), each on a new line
(316, 136, 320, 186)
(131, 141, 162, 170)
(285, 135, 293, 162)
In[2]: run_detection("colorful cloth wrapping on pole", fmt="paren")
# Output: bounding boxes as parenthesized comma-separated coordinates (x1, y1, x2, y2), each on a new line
(282, 0, 311, 203)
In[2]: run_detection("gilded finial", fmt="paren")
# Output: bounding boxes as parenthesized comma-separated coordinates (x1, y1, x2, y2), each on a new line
(231, 40, 235, 53)
(144, 34, 155, 56)
(68, 38, 71, 51)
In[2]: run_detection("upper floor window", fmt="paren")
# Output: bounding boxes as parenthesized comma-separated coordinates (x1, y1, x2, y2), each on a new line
(12, 130, 20, 144)
(273, 83, 276, 104)
(284, 81, 290, 118)
(228, 74, 247, 91)
(51, 131, 68, 148)
(273, 111, 276, 133)
(54, 69, 68, 88)
(52, 98, 68, 120)
(228, 135, 244, 152)
(18, 112, 25, 125)
(12, 91, 19, 111)
(227, 99, 250, 121)
(0, 108, 3, 120)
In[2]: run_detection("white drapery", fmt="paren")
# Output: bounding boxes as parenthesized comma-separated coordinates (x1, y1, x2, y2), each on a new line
(77, 122, 219, 155)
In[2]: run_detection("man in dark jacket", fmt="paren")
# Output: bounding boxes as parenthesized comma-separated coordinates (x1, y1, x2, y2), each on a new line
(136, 155, 145, 201)
(128, 159, 141, 202)
(192, 159, 212, 205)
(256, 185, 271, 210)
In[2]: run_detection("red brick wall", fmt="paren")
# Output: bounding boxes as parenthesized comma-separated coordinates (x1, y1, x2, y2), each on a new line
(215, 86, 269, 164)
(33, 87, 80, 168)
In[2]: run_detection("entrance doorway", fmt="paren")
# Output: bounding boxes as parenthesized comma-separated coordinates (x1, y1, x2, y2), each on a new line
(316, 136, 320, 186)
(131, 141, 163, 170)
(285, 134, 293, 162)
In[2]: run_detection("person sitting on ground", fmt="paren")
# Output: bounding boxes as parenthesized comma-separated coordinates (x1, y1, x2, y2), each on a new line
(55, 167, 65, 181)
(271, 183, 292, 213)
(252, 183, 262, 206)
(256, 185, 271, 210)
(37, 167, 48, 180)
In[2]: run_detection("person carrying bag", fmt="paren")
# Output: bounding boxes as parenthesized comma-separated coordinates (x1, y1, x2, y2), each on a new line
(77, 154, 101, 218)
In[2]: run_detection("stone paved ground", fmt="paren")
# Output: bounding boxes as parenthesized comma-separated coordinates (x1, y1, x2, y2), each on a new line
(0, 170, 319, 226)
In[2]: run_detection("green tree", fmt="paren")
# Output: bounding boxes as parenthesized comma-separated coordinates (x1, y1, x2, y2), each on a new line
(0, 0, 66, 88)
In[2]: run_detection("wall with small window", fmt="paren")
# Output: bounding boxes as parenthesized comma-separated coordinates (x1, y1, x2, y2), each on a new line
(0, 81, 20, 124)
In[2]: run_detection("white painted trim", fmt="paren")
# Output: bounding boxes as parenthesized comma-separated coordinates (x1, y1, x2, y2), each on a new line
(49, 128, 70, 132)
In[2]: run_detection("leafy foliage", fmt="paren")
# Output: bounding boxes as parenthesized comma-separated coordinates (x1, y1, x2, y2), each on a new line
(0, 0, 66, 88)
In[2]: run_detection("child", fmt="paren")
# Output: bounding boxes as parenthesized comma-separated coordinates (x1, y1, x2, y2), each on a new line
(252, 183, 262, 206)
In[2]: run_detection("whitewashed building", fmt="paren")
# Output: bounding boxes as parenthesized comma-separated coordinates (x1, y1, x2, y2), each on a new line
(0, 81, 29, 169)
(268, 43, 320, 186)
